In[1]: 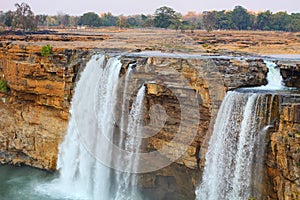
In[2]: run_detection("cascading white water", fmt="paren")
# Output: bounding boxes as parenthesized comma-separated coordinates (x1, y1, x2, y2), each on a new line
(55, 54, 122, 200)
(196, 60, 284, 200)
(196, 92, 262, 200)
(36, 54, 145, 200)
(264, 60, 284, 89)
(115, 85, 145, 200)
(254, 60, 284, 90)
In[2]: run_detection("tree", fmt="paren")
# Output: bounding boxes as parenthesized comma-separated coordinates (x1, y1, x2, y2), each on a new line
(0, 11, 5, 25)
(101, 12, 118, 26)
(56, 12, 70, 27)
(287, 13, 300, 32)
(36, 14, 47, 26)
(232, 6, 253, 30)
(271, 11, 290, 31)
(141, 14, 154, 27)
(256, 10, 272, 30)
(215, 11, 234, 30)
(127, 17, 138, 27)
(182, 11, 202, 31)
(117, 15, 127, 29)
(4, 11, 14, 27)
(13, 3, 36, 31)
(78, 12, 101, 27)
(46, 16, 57, 26)
(69, 16, 80, 27)
(202, 11, 217, 31)
(154, 6, 180, 28)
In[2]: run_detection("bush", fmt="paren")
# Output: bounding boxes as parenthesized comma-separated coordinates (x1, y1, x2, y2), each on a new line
(0, 79, 7, 92)
(41, 44, 51, 57)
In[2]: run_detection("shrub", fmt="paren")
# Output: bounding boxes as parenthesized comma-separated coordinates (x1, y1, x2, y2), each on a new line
(0, 79, 7, 92)
(41, 44, 52, 57)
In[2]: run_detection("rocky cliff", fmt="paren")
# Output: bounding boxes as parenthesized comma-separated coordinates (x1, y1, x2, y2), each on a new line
(0, 42, 90, 169)
(265, 95, 300, 200)
(0, 41, 299, 199)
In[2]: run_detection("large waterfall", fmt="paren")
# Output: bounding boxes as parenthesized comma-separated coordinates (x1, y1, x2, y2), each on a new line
(196, 60, 283, 200)
(40, 54, 145, 200)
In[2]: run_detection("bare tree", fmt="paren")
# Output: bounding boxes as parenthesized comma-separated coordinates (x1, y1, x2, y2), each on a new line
(13, 3, 36, 31)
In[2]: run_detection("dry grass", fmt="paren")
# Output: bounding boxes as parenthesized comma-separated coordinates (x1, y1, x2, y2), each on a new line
(2, 28, 300, 55)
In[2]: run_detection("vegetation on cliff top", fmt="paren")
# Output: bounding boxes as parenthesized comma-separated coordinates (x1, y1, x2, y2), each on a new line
(0, 2, 299, 32)
(0, 79, 7, 92)
(41, 44, 52, 57)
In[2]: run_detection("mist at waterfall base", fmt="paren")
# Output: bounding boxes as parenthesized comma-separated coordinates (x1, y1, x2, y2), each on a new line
(195, 60, 285, 200)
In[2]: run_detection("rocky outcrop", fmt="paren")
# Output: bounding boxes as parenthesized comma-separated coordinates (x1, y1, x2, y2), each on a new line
(117, 55, 270, 199)
(278, 61, 300, 88)
(188, 31, 300, 55)
(265, 95, 300, 200)
(0, 40, 299, 199)
(0, 42, 90, 169)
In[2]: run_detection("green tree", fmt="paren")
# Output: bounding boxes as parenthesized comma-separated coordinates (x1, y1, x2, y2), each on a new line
(36, 14, 47, 26)
(287, 13, 300, 31)
(78, 12, 101, 27)
(13, 3, 36, 31)
(41, 44, 51, 57)
(4, 11, 14, 27)
(232, 6, 253, 30)
(141, 14, 154, 27)
(0, 11, 5, 25)
(101, 12, 118, 26)
(215, 10, 234, 30)
(141, 14, 148, 22)
(271, 11, 290, 31)
(127, 17, 138, 27)
(154, 6, 180, 28)
(257, 10, 272, 30)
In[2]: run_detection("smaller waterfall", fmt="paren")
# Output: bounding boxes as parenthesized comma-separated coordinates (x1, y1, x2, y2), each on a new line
(115, 85, 145, 200)
(196, 60, 283, 200)
(255, 60, 284, 90)
(264, 61, 284, 89)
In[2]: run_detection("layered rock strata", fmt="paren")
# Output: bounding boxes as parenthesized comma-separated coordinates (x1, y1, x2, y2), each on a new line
(0, 43, 299, 199)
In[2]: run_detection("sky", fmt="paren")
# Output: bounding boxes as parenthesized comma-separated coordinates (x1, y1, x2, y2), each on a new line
(1, 0, 299, 16)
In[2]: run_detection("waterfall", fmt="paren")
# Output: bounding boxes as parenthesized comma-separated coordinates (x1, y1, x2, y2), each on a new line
(115, 85, 145, 200)
(196, 60, 282, 200)
(264, 60, 284, 89)
(253, 60, 284, 90)
(37, 54, 145, 200)
(195, 91, 274, 200)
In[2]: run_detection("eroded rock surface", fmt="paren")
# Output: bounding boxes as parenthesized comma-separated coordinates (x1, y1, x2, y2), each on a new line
(0, 30, 299, 199)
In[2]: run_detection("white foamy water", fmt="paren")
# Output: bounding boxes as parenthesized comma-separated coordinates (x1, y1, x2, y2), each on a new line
(115, 85, 145, 200)
(36, 54, 145, 200)
(196, 59, 283, 199)
(251, 60, 285, 90)
(263, 60, 284, 89)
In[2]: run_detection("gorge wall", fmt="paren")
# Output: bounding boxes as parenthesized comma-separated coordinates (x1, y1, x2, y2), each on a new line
(0, 42, 90, 169)
(0, 42, 299, 199)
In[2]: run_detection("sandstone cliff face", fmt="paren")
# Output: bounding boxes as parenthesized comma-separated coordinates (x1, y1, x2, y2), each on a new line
(118, 55, 269, 199)
(0, 43, 299, 199)
(0, 42, 89, 169)
(265, 95, 300, 200)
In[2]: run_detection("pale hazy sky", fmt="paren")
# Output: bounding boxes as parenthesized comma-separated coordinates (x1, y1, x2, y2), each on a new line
(1, 0, 299, 15)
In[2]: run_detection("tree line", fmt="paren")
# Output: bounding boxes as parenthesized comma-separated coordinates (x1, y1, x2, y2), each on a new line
(0, 3, 299, 32)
